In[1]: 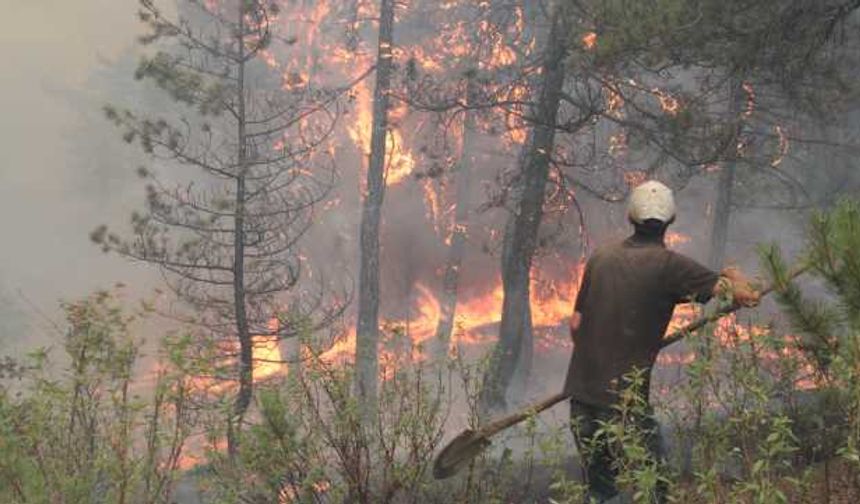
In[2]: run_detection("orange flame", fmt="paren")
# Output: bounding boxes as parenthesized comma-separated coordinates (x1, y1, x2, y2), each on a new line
(624, 170, 648, 188)
(582, 31, 598, 50)
(771, 125, 789, 168)
(346, 78, 415, 186)
(665, 231, 691, 248)
(742, 81, 756, 118)
(652, 87, 680, 116)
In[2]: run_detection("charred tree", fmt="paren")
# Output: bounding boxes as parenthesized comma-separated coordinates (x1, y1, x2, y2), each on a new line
(355, 0, 396, 403)
(94, 0, 338, 456)
(708, 79, 744, 270)
(708, 161, 736, 270)
(432, 77, 478, 358)
(231, 0, 252, 455)
(479, 6, 570, 413)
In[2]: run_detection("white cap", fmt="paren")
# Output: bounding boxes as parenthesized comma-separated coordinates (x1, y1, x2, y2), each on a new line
(628, 180, 676, 224)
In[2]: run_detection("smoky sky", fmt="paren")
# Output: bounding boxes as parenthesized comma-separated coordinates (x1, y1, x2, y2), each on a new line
(0, 0, 845, 364)
(0, 1, 168, 346)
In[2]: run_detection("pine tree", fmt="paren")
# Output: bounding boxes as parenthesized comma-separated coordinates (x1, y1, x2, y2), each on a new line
(761, 198, 860, 466)
(355, 0, 397, 406)
(92, 0, 339, 456)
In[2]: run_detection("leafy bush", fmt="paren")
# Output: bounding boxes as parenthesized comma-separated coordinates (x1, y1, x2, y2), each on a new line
(0, 290, 193, 504)
(5, 201, 860, 503)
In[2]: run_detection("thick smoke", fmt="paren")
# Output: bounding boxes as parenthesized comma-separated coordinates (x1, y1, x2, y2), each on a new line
(3, 1, 859, 413)
(0, 2, 168, 350)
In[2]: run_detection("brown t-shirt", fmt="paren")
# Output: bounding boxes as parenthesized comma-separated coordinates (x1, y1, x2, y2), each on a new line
(563, 234, 719, 406)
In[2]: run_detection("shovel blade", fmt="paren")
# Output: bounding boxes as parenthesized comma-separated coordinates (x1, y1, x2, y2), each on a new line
(432, 429, 493, 480)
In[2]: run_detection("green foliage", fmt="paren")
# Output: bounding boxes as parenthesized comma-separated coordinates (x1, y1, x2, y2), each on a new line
(573, 0, 857, 87)
(0, 290, 193, 503)
(134, 53, 229, 116)
(797, 200, 860, 474)
(201, 325, 449, 504)
(807, 200, 860, 331)
(97, 1, 340, 454)
(589, 369, 672, 503)
(761, 199, 860, 382)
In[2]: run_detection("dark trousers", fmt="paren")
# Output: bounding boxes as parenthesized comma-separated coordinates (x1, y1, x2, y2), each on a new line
(570, 398, 667, 503)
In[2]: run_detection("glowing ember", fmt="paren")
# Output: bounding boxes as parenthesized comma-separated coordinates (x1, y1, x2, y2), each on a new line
(652, 87, 680, 116)
(665, 231, 691, 248)
(606, 88, 625, 119)
(771, 125, 790, 168)
(608, 132, 628, 157)
(742, 81, 756, 118)
(624, 170, 648, 188)
(582, 31, 598, 50)
(712, 316, 820, 390)
(656, 351, 695, 366)
(504, 84, 530, 146)
(279, 480, 332, 503)
(410, 46, 445, 73)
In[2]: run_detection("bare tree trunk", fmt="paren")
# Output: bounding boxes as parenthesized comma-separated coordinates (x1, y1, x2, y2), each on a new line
(355, 0, 395, 404)
(708, 79, 743, 270)
(498, 210, 536, 404)
(708, 161, 734, 270)
(683, 77, 746, 472)
(433, 78, 477, 359)
(231, 0, 251, 453)
(479, 6, 568, 413)
(512, 288, 534, 400)
(229, 0, 252, 459)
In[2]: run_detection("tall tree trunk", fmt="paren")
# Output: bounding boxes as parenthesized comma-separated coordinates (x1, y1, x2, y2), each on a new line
(684, 77, 746, 473)
(708, 79, 744, 270)
(355, 0, 395, 403)
(229, 0, 252, 459)
(433, 77, 477, 359)
(479, 6, 568, 413)
(512, 280, 534, 399)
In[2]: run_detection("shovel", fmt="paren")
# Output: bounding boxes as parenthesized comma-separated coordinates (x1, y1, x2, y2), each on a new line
(432, 265, 807, 479)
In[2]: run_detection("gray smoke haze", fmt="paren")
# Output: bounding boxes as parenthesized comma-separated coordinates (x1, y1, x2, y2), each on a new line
(0, 2, 167, 350)
(1, 1, 857, 403)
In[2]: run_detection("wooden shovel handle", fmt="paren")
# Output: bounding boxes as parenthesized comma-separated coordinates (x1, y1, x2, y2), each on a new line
(478, 392, 570, 437)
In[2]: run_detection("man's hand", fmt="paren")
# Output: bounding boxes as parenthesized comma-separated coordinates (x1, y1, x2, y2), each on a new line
(719, 266, 761, 307)
(569, 311, 582, 341)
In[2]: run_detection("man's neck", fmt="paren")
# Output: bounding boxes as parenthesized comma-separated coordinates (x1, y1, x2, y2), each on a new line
(629, 230, 665, 246)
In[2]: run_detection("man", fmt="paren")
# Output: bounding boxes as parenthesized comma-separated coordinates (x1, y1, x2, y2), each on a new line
(565, 180, 760, 503)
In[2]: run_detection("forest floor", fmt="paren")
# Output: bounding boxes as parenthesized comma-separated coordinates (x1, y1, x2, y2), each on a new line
(670, 457, 860, 504)
(171, 456, 858, 503)
(784, 458, 860, 504)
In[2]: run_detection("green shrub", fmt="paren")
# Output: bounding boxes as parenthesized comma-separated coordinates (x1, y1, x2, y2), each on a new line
(0, 290, 193, 504)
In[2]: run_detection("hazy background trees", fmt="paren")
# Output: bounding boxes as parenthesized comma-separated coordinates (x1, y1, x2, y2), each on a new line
(355, 0, 397, 405)
(4, 0, 860, 500)
(92, 0, 343, 454)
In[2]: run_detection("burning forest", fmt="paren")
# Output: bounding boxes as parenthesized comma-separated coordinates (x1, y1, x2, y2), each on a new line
(4, 0, 860, 503)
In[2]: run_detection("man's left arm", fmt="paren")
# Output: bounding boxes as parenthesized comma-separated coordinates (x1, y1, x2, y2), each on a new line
(715, 266, 760, 307)
(667, 253, 760, 307)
